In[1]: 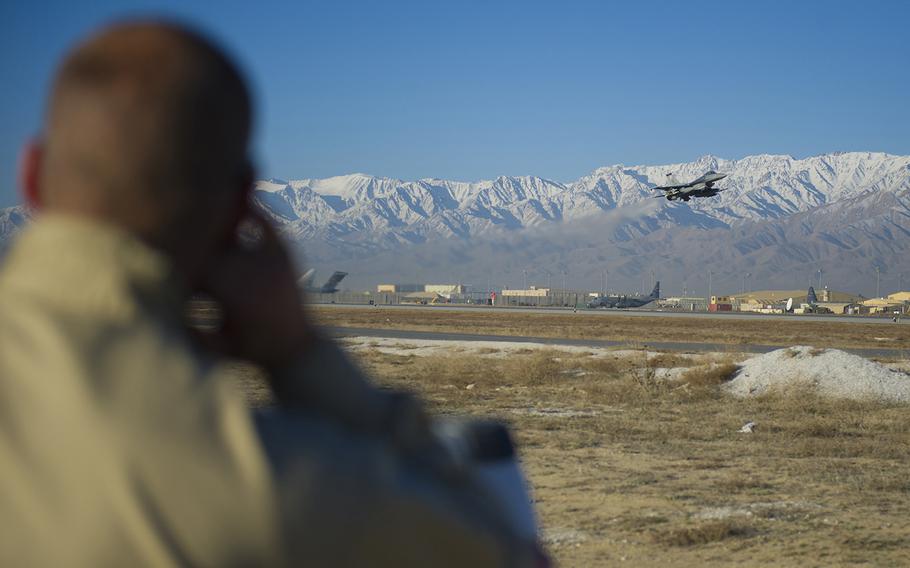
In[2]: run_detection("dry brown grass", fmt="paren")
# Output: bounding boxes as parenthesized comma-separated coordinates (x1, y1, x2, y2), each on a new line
(653, 519, 755, 547)
(679, 362, 740, 388)
(649, 352, 696, 369)
(352, 346, 910, 566)
(227, 341, 910, 566)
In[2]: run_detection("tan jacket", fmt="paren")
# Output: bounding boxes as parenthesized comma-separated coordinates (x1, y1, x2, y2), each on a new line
(0, 216, 526, 567)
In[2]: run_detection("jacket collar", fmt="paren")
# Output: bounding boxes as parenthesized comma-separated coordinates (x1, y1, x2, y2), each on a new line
(0, 214, 187, 322)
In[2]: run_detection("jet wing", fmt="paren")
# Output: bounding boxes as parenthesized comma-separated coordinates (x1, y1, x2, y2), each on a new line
(653, 183, 692, 192)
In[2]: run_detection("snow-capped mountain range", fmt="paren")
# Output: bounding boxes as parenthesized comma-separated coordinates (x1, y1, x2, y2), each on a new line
(3, 152, 910, 295)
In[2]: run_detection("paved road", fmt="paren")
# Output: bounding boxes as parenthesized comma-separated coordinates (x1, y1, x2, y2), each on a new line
(327, 326, 908, 359)
(314, 302, 905, 325)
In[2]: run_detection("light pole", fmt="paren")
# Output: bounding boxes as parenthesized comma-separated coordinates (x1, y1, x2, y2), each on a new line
(522, 269, 528, 290)
(876, 267, 881, 298)
(546, 270, 552, 289)
(708, 270, 713, 300)
(562, 271, 567, 291)
(817, 268, 822, 290)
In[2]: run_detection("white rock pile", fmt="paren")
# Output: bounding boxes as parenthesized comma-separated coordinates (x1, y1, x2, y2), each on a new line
(725, 346, 910, 403)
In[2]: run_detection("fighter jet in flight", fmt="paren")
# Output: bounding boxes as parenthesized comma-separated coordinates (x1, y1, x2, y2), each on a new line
(654, 171, 728, 202)
(298, 269, 348, 294)
(588, 282, 660, 309)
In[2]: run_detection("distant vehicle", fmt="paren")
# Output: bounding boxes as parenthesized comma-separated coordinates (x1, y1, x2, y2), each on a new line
(588, 282, 660, 309)
(298, 269, 348, 293)
(653, 171, 728, 202)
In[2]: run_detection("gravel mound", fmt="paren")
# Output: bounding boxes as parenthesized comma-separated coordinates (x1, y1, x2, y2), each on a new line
(725, 346, 910, 403)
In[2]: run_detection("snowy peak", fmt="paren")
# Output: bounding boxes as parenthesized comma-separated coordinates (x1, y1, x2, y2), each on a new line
(245, 152, 910, 246)
(3, 152, 910, 289)
(299, 173, 400, 201)
(0, 205, 31, 252)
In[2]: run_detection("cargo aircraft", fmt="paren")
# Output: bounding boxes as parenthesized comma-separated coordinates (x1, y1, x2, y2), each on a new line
(588, 282, 660, 309)
(298, 269, 348, 293)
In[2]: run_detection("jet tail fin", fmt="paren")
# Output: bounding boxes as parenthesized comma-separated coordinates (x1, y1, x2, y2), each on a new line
(298, 268, 316, 288)
(807, 285, 818, 304)
(650, 281, 660, 299)
(665, 173, 681, 186)
(320, 271, 348, 293)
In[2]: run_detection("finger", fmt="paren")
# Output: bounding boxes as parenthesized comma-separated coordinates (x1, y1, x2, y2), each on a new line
(186, 325, 233, 357)
(244, 206, 283, 248)
(244, 207, 302, 274)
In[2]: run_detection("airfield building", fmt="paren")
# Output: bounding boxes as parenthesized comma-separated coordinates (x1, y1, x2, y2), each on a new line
(708, 295, 734, 312)
(399, 291, 447, 304)
(734, 289, 865, 313)
(377, 283, 467, 297)
(424, 284, 467, 297)
(377, 283, 424, 293)
(500, 287, 550, 298)
(498, 287, 585, 307)
(861, 297, 907, 314)
(662, 297, 709, 311)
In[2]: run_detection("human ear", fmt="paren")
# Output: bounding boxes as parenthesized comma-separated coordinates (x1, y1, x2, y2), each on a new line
(19, 139, 44, 210)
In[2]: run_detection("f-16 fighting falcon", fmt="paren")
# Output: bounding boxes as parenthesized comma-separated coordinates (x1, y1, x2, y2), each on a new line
(653, 170, 728, 201)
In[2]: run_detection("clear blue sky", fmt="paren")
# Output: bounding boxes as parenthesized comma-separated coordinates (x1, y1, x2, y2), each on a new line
(2, 0, 909, 206)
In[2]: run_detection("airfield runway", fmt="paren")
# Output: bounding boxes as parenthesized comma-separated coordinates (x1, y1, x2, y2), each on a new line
(307, 302, 910, 357)
(315, 302, 903, 325)
(326, 325, 907, 359)
(190, 300, 907, 355)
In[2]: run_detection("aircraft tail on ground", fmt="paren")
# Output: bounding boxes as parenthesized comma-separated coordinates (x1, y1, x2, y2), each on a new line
(298, 268, 316, 288)
(320, 271, 348, 293)
(650, 281, 660, 299)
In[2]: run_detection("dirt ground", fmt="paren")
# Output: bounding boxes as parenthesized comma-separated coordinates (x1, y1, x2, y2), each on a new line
(203, 304, 910, 565)
(308, 306, 910, 352)
(359, 347, 910, 566)
(229, 340, 910, 567)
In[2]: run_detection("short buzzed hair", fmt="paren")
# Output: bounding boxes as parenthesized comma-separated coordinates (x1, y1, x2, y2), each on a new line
(42, 21, 252, 245)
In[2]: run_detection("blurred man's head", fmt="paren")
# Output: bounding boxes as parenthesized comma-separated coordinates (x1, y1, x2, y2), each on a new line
(20, 21, 253, 284)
